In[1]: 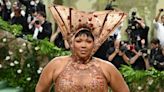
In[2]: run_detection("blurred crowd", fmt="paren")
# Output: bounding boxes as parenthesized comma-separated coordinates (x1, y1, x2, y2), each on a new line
(94, 6, 164, 71)
(0, 0, 52, 40)
(0, 0, 164, 71)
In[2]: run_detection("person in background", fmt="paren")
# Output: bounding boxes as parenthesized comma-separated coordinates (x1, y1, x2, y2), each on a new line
(10, 1, 29, 36)
(29, 11, 52, 40)
(153, 8, 164, 46)
(10, 1, 25, 19)
(19, 0, 45, 18)
(129, 18, 149, 48)
(149, 38, 164, 71)
(0, 0, 11, 21)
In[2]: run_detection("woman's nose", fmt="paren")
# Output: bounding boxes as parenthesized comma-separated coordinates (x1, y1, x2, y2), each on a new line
(81, 42, 87, 48)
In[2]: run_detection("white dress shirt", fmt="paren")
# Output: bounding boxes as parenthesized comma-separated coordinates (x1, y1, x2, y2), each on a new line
(153, 20, 164, 46)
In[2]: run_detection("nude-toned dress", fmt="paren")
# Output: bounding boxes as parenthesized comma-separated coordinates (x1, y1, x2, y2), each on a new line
(55, 59, 109, 92)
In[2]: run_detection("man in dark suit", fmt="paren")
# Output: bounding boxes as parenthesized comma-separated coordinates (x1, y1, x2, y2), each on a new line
(29, 11, 52, 40)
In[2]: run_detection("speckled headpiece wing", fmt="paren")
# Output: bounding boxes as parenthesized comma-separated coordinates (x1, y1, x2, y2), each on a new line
(49, 5, 126, 55)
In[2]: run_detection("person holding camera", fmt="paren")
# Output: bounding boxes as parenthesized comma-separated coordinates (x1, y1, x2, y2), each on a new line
(149, 38, 164, 70)
(29, 11, 52, 40)
(153, 8, 164, 46)
(106, 40, 130, 69)
(127, 43, 150, 70)
(127, 12, 149, 48)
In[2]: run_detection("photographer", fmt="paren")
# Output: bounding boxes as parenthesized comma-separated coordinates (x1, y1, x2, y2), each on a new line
(150, 38, 163, 71)
(153, 8, 164, 46)
(126, 12, 149, 48)
(106, 40, 130, 69)
(127, 43, 150, 70)
(29, 11, 52, 40)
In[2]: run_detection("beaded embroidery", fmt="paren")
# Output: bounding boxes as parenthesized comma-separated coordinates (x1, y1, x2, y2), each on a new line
(55, 59, 108, 92)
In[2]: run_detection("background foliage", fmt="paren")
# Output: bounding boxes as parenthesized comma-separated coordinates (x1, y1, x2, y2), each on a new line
(0, 18, 70, 92)
(120, 65, 164, 92)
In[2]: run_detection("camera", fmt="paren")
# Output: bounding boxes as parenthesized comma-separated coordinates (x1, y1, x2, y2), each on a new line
(140, 48, 148, 58)
(159, 9, 164, 12)
(35, 20, 40, 25)
(120, 45, 128, 53)
(127, 11, 141, 30)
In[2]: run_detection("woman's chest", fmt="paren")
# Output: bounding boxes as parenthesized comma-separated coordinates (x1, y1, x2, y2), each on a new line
(55, 64, 108, 92)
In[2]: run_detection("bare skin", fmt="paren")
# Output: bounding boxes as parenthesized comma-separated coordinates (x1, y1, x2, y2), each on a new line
(35, 56, 129, 92)
(35, 33, 129, 92)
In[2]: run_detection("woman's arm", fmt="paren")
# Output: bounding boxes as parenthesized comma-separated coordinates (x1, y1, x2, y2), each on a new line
(100, 61, 129, 92)
(35, 58, 58, 92)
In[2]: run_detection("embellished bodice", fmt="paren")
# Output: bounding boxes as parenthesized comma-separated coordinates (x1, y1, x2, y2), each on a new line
(55, 60, 108, 92)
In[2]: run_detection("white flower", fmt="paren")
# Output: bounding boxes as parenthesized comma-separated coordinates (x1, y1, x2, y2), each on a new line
(137, 86, 142, 90)
(22, 43, 27, 47)
(34, 47, 40, 51)
(37, 70, 42, 74)
(5, 56, 10, 61)
(0, 64, 2, 68)
(39, 67, 43, 71)
(14, 60, 19, 65)
(37, 67, 43, 74)
(2, 38, 7, 42)
(17, 69, 22, 74)
(8, 51, 13, 55)
(27, 64, 31, 68)
(148, 79, 153, 85)
(19, 49, 23, 53)
(10, 62, 15, 67)
(26, 77, 31, 81)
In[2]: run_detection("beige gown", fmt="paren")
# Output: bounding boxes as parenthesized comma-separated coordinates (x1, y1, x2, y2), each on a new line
(55, 59, 108, 92)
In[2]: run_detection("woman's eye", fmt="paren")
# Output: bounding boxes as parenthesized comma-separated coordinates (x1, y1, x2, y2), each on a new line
(86, 40, 93, 43)
(76, 40, 81, 43)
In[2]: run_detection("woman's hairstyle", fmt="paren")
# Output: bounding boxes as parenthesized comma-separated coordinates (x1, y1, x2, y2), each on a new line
(74, 28, 94, 41)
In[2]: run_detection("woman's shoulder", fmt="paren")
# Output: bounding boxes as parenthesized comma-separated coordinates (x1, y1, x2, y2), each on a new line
(49, 56, 71, 65)
(93, 57, 120, 83)
(93, 57, 119, 75)
(42, 56, 70, 70)
(93, 57, 115, 68)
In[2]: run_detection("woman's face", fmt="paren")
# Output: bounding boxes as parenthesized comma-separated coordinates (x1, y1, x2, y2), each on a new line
(73, 34, 94, 59)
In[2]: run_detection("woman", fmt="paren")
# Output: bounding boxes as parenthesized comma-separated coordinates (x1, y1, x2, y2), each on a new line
(36, 5, 129, 92)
